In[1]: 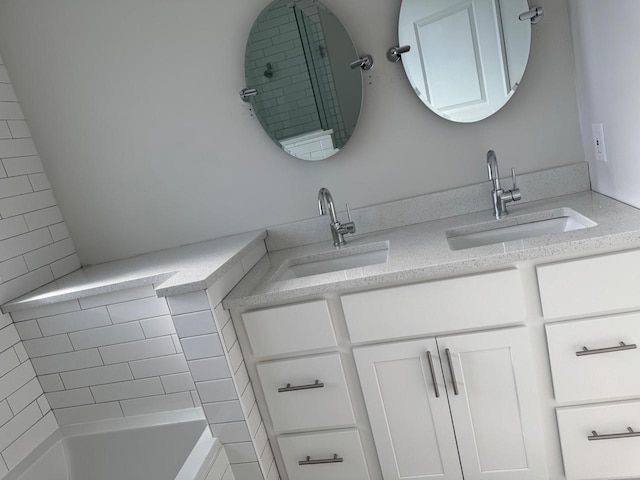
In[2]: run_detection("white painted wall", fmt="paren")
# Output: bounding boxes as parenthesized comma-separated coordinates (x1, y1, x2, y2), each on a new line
(0, 0, 584, 264)
(569, 0, 640, 209)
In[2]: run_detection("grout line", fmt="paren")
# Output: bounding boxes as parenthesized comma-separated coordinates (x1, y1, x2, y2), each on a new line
(0, 188, 52, 204)
(0, 227, 55, 256)
(91, 294, 163, 312)
(0, 151, 38, 161)
(33, 350, 188, 376)
(0, 399, 45, 453)
(55, 390, 183, 409)
(0, 204, 57, 224)
(24, 173, 35, 192)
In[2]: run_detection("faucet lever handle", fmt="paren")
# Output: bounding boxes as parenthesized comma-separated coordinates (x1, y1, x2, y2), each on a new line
(511, 168, 517, 189)
(346, 203, 352, 223)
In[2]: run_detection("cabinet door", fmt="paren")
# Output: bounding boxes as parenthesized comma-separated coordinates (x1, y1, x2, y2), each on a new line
(438, 327, 546, 480)
(354, 338, 463, 480)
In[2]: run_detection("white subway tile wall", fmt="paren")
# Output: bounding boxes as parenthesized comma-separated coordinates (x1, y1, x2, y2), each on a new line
(0, 312, 55, 477)
(0, 53, 79, 305)
(167, 244, 279, 480)
(0, 53, 80, 471)
(11, 284, 198, 429)
(204, 442, 237, 480)
(167, 240, 278, 480)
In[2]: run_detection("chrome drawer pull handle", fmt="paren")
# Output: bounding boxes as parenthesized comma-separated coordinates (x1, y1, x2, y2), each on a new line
(576, 342, 637, 356)
(299, 454, 343, 465)
(278, 379, 324, 393)
(588, 427, 640, 441)
(445, 349, 459, 396)
(426, 351, 440, 398)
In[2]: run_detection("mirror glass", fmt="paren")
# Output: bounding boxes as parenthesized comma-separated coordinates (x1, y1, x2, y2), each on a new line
(245, 0, 363, 161)
(399, 0, 531, 123)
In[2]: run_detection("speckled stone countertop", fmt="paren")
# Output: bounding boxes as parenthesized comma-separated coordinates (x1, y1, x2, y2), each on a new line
(2, 230, 267, 313)
(223, 191, 640, 309)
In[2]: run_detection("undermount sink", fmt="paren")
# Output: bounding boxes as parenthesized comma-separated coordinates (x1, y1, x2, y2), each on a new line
(446, 208, 597, 250)
(273, 242, 389, 281)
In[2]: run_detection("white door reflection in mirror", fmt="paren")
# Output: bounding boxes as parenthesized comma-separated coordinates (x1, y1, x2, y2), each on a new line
(399, 0, 531, 123)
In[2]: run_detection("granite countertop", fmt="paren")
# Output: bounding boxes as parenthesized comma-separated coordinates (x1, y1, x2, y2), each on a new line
(2, 230, 267, 313)
(223, 191, 640, 309)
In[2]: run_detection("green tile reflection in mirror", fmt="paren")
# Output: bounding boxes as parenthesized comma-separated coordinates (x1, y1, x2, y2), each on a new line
(244, 0, 363, 161)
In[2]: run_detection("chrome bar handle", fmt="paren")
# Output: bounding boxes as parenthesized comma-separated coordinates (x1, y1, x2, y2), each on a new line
(299, 454, 344, 465)
(350, 54, 374, 70)
(346, 203, 352, 223)
(239, 88, 258, 102)
(519, 6, 544, 24)
(576, 342, 637, 357)
(386, 45, 411, 63)
(278, 379, 324, 393)
(588, 427, 640, 441)
(426, 351, 440, 398)
(445, 349, 459, 396)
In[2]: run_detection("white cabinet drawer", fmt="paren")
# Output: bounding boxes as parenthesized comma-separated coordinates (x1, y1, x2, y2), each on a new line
(242, 300, 336, 357)
(257, 353, 355, 432)
(557, 400, 640, 480)
(341, 269, 524, 343)
(277, 429, 370, 480)
(546, 313, 640, 402)
(537, 249, 640, 319)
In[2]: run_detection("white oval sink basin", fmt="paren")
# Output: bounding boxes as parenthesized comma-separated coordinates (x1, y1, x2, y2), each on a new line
(446, 208, 597, 250)
(273, 242, 389, 281)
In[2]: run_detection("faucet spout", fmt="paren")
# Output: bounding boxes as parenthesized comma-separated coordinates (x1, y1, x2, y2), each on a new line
(486, 150, 521, 219)
(487, 150, 501, 191)
(318, 187, 339, 223)
(317, 187, 356, 247)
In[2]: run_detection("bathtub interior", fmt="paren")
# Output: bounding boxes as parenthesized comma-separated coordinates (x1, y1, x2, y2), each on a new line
(15, 442, 68, 480)
(65, 419, 205, 480)
(14, 409, 216, 480)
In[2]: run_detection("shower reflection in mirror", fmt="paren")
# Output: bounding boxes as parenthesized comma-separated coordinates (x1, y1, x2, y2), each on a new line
(245, 0, 362, 161)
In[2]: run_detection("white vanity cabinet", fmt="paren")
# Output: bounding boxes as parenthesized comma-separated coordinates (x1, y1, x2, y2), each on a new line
(256, 353, 356, 432)
(556, 400, 640, 480)
(242, 300, 337, 357)
(234, 250, 640, 480)
(239, 300, 371, 480)
(546, 313, 640, 403)
(537, 248, 640, 480)
(341, 268, 525, 343)
(277, 429, 370, 480)
(537, 248, 640, 320)
(353, 338, 462, 480)
(354, 327, 546, 480)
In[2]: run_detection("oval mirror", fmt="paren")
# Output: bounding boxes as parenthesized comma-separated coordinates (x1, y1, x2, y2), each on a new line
(399, 0, 531, 123)
(244, 0, 363, 161)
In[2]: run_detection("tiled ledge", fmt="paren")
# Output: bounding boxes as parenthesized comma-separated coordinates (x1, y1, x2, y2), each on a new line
(2, 231, 267, 313)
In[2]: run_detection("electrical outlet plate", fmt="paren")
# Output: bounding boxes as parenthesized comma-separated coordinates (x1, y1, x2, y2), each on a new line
(591, 123, 608, 162)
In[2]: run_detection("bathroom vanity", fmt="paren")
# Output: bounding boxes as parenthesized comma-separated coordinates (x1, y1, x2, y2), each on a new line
(4, 164, 640, 480)
(224, 187, 640, 480)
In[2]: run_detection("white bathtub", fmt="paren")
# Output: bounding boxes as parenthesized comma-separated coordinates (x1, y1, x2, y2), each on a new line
(9, 409, 228, 480)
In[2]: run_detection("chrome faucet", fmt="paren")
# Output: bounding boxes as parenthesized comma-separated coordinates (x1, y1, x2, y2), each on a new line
(318, 187, 356, 247)
(487, 150, 521, 219)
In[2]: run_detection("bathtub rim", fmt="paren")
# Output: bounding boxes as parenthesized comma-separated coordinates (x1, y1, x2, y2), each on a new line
(6, 407, 215, 480)
(2, 428, 62, 480)
(60, 406, 206, 438)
